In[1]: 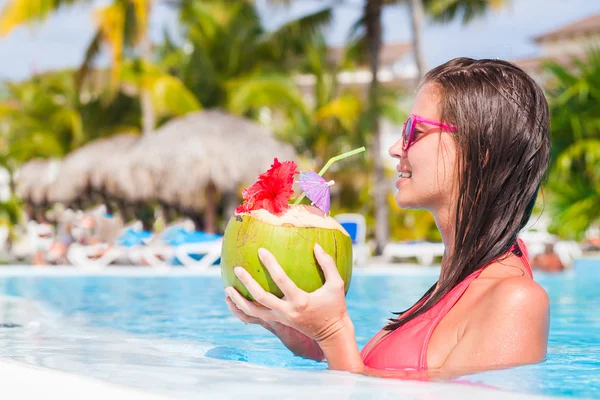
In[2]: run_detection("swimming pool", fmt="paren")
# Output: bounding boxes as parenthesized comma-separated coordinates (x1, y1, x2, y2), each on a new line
(0, 259, 598, 399)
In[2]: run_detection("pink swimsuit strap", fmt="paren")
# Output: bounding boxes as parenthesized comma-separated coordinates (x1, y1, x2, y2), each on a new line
(361, 239, 533, 371)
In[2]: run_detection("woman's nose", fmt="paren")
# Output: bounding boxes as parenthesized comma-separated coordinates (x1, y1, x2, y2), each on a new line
(389, 138, 406, 159)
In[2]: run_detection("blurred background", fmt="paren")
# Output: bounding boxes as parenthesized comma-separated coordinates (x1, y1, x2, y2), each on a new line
(0, 0, 598, 268)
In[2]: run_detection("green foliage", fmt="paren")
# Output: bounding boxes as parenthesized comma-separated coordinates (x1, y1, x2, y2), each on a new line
(0, 195, 23, 244)
(227, 74, 308, 124)
(423, 0, 506, 24)
(0, 71, 83, 162)
(544, 49, 600, 239)
(0, 70, 142, 165)
(158, 1, 331, 111)
(121, 60, 202, 119)
(78, 90, 142, 141)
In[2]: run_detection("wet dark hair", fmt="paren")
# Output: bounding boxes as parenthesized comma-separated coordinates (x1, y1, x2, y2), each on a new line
(385, 58, 550, 332)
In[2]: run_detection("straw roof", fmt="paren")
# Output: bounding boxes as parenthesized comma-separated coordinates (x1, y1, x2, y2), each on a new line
(15, 159, 61, 205)
(87, 134, 140, 195)
(15, 111, 297, 213)
(47, 134, 139, 204)
(104, 110, 298, 211)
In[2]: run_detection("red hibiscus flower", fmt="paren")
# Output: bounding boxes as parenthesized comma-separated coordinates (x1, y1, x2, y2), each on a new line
(236, 158, 298, 215)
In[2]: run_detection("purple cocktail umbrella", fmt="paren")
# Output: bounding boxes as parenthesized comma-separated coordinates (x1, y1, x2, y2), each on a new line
(298, 171, 335, 213)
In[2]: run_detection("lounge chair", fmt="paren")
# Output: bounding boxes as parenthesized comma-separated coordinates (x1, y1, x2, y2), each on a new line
(334, 213, 371, 265)
(140, 221, 195, 268)
(10, 221, 41, 262)
(67, 221, 151, 268)
(173, 231, 223, 269)
(382, 241, 445, 265)
(26, 221, 55, 265)
(66, 242, 123, 269)
(118, 228, 153, 264)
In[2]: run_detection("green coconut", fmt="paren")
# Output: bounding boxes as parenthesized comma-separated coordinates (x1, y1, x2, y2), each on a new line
(220, 204, 353, 300)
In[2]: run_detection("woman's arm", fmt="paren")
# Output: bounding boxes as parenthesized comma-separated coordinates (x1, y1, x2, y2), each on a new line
(314, 314, 364, 373)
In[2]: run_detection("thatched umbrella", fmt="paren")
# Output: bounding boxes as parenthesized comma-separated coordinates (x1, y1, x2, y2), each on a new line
(47, 134, 139, 206)
(87, 134, 140, 197)
(105, 110, 298, 232)
(15, 159, 61, 206)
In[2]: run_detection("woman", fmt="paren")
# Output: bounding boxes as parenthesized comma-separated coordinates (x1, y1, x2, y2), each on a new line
(224, 58, 551, 377)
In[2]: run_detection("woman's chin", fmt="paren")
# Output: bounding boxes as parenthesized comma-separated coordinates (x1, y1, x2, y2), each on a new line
(395, 194, 419, 209)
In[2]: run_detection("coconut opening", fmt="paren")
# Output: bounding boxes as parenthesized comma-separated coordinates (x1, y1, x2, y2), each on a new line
(238, 205, 350, 236)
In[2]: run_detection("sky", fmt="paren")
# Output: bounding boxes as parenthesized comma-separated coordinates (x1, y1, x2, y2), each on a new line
(0, 0, 599, 81)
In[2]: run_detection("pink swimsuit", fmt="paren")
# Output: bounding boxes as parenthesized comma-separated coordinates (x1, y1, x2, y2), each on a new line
(360, 239, 533, 371)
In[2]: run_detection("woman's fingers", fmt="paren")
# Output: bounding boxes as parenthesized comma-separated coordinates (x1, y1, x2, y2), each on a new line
(225, 296, 277, 333)
(233, 266, 283, 310)
(257, 248, 303, 301)
(314, 244, 345, 290)
(225, 286, 275, 322)
(225, 296, 258, 325)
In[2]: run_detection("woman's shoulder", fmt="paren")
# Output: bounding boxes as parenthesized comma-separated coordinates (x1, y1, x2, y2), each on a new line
(488, 275, 549, 315)
(474, 258, 549, 323)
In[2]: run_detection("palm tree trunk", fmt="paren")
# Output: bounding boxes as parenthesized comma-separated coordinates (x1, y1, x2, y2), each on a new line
(141, 91, 155, 135)
(223, 191, 239, 223)
(139, 4, 156, 135)
(365, 0, 388, 255)
(204, 181, 218, 234)
(7, 168, 15, 196)
(409, 0, 427, 80)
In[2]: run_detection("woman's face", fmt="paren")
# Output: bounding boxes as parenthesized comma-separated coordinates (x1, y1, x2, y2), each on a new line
(389, 83, 459, 213)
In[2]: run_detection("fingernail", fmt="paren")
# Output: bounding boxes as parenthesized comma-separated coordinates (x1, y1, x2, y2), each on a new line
(224, 287, 232, 298)
(258, 248, 266, 258)
(234, 267, 243, 278)
(315, 243, 325, 253)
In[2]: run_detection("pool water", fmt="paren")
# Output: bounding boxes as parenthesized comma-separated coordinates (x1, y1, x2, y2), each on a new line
(0, 259, 598, 399)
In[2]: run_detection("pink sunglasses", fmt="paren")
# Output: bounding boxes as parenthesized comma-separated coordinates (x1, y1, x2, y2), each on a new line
(402, 114, 457, 151)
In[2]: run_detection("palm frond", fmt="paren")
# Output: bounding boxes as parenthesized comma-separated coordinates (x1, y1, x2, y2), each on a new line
(76, 28, 104, 90)
(226, 73, 309, 122)
(315, 94, 362, 131)
(263, 6, 333, 55)
(0, 0, 93, 36)
(424, 0, 504, 24)
(121, 60, 201, 118)
(95, 2, 126, 88)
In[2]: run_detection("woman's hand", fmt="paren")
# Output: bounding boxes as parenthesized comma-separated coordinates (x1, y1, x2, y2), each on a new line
(225, 296, 324, 361)
(224, 244, 348, 342)
(224, 243, 364, 372)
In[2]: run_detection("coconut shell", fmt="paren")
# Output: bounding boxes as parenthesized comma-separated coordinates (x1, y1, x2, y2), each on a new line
(220, 210, 353, 300)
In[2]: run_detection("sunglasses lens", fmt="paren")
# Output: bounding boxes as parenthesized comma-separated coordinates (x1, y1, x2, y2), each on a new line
(403, 117, 413, 147)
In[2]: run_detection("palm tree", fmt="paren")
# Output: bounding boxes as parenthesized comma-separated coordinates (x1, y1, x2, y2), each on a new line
(0, 0, 198, 134)
(408, 0, 427, 79)
(229, 33, 367, 164)
(543, 50, 600, 239)
(546, 146, 600, 240)
(157, 1, 332, 110)
(0, 71, 86, 162)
